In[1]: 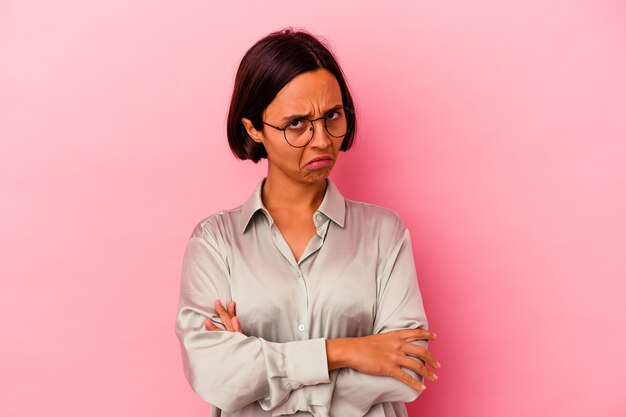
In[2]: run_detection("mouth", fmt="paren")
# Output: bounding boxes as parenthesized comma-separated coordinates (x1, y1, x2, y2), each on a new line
(305, 156, 334, 170)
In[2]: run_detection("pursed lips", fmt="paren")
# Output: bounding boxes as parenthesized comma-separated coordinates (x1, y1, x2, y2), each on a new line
(306, 156, 333, 166)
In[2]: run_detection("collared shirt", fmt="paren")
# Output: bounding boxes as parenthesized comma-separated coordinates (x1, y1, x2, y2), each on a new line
(174, 176, 429, 417)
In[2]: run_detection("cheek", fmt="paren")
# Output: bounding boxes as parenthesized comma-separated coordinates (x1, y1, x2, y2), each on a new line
(265, 139, 302, 166)
(334, 137, 344, 150)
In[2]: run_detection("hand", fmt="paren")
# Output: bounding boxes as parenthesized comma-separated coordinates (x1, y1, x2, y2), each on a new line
(329, 329, 440, 391)
(205, 299, 243, 333)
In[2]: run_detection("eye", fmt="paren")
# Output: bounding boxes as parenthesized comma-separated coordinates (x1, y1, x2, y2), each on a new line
(286, 119, 305, 129)
(326, 110, 341, 120)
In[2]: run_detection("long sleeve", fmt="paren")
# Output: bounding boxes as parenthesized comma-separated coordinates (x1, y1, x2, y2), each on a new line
(174, 223, 331, 413)
(330, 217, 429, 415)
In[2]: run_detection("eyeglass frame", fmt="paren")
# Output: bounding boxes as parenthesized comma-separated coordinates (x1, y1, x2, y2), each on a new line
(261, 107, 354, 148)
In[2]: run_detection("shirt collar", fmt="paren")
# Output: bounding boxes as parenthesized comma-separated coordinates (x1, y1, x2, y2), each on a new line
(240, 176, 346, 234)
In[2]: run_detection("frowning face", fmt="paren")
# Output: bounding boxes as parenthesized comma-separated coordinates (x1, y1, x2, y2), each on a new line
(241, 68, 346, 185)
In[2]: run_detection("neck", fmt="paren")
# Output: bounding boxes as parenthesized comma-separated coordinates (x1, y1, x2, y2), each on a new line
(261, 173, 328, 213)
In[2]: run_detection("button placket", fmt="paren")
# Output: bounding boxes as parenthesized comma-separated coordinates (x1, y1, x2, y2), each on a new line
(294, 267, 309, 338)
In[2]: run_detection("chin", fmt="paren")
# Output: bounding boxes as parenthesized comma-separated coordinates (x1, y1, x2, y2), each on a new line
(302, 168, 332, 183)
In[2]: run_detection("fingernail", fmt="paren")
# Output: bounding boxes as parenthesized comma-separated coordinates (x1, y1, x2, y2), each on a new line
(433, 374, 438, 381)
(436, 362, 441, 368)
(432, 332, 438, 339)
(420, 384, 427, 390)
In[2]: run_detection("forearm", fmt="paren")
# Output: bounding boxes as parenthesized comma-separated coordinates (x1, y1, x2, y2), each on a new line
(325, 328, 431, 414)
(325, 337, 353, 371)
(333, 337, 428, 396)
(328, 337, 428, 416)
(176, 303, 330, 412)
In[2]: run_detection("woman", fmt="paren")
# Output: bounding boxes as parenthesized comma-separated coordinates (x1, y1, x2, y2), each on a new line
(174, 28, 441, 417)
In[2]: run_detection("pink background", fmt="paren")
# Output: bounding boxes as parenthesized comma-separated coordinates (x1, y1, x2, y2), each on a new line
(1, 1, 625, 416)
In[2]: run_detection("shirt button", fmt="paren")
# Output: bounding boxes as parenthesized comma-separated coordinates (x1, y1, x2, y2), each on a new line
(296, 270, 302, 277)
(315, 214, 323, 222)
(298, 324, 305, 331)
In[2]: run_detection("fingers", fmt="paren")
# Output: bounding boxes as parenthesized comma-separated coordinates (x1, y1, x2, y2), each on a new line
(209, 300, 242, 333)
(227, 301, 243, 332)
(214, 299, 236, 332)
(388, 367, 427, 392)
(205, 318, 220, 330)
(398, 328, 438, 342)
(394, 328, 442, 385)
(402, 343, 441, 370)
(232, 316, 242, 333)
(205, 315, 243, 333)
(398, 354, 438, 383)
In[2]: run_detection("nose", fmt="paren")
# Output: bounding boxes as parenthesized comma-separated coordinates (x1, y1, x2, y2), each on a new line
(308, 119, 332, 148)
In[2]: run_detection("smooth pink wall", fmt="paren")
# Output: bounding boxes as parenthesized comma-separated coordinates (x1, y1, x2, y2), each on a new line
(1, 1, 625, 416)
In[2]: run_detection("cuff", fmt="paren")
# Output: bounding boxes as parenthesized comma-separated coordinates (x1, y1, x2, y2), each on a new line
(285, 338, 330, 388)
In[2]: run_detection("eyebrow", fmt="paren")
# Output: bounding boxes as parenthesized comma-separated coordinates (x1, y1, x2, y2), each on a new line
(278, 104, 344, 124)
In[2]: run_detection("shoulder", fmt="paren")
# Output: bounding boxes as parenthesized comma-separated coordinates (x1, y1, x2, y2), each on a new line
(188, 204, 244, 243)
(344, 198, 408, 239)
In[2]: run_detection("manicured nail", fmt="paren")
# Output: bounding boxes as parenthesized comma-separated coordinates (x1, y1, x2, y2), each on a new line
(432, 332, 438, 339)
(433, 374, 438, 381)
(420, 384, 427, 390)
(436, 361, 441, 368)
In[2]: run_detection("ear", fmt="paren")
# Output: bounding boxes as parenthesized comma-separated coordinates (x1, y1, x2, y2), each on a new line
(241, 118, 263, 144)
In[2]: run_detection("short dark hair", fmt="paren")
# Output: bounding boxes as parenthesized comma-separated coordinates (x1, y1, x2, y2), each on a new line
(227, 28, 357, 163)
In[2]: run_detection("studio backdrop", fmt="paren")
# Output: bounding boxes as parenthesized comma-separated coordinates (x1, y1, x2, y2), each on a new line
(1, 1, 625, 416)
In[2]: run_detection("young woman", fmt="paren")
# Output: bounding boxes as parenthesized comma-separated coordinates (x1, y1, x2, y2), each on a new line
(174, 28, 441, 417)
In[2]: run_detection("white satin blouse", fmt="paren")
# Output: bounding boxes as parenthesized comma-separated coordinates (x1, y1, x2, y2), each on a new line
(174, 176, 429, 417)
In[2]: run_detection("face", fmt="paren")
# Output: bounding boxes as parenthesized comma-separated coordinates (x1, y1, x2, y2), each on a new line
(242, 68, 345, 185)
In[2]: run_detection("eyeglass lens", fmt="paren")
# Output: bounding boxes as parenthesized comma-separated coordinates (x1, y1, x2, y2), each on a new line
(284, 108, 349, 147)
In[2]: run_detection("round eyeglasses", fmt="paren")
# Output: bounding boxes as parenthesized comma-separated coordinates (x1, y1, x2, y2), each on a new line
(262, 107, 353, 148)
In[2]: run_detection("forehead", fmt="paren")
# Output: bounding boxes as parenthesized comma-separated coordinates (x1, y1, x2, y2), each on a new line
(265, 68, 342, 116)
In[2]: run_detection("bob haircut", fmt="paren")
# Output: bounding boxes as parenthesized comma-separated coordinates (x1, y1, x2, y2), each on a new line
(227, 28, 357, 163)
